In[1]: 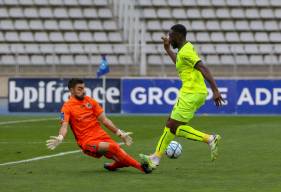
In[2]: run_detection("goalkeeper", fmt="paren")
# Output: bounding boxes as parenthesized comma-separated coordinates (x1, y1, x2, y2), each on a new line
(46, 78, 152, 174)
(140, 24, 224, 168)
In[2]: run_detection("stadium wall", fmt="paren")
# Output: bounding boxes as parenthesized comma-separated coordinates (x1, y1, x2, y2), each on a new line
(1, 77, 281, 115)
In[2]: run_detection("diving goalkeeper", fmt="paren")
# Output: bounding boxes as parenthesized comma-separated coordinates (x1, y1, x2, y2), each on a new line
(46, 78, 152, 174)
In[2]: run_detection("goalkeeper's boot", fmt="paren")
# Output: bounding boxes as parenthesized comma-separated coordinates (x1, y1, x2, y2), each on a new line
(208, 134, 222, 161)
(139, 154, 157, 170)
(141, 161, 153, 174)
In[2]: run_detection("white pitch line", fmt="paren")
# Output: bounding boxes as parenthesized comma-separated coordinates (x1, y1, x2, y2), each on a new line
(0, 118, 57, 126)
(0, 150, 81, 166)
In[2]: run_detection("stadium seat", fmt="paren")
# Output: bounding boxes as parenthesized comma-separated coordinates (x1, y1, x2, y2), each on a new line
(98, 8, 112, 18)
(39, 8, 53, 18)
(17, 55, 30, 65)
(172, 8, 186, 19)
(260, 8, 275, 19)
(196, 32, 210, 42)
(40, 44, 54, 54)
(0, 44, 10, 54)
(152, 0, 167, 6)
(84, 44, 99, 54)
(69, 44, 85, 54)
(108, 32, 122, 42)
(15, 20, 29, 30)
(79, 32, 93, 42)
(235, 55, 249, 65)
(206, 55, 220, 65)
(31, 55, 45, 65)
(69, 8, 83, 18)
(201, 8, 216, 18)
(44, 20, 59, 30)
(264, 21, 279, 31)
(24, 8, 38, 18)
(88, 20, 103, 30)
(235, 21, 249, 31)
(9, 7, 24, 18)
(0, 8, 9, 18)
(103, 20, 118, 31)
(99, 44, 113, 54)
(0, 20, 14, 30)
(249, 20, 264, 31)
(10, 44, 25, 53)
(157, 8, 171, 19)
(73, 20, 88, 30)
(187, 9, 201, 19)
(83, 8, 98, 18)
(244, 44, 259, 54)
(5, 32, 19, 42)
(210, 32, 225, 42)
(112, 44, 128, 54)
(29, 20, 44, 30)
(46, 54, 60, 65)
(240, 32, 255, 42)
(216, 44, 231, 54)
(249, 55, 264, 65)
(1, 55, 16, 65)
(94, 32, 108, 42)
(167, 0, 182, 7)
(216, 8, 230, 18)
(230, 8, 245, 18)
(200, 44, 216, 54)
(64, 32, 79, 42)
(148, 55, 162, 65)
(20, 32, 34, 42)
(255, 32, 269, 42)
(106, 55, 119, 65)
(147, 20, 162, 31)
(53, 8, 68, 19)
(264, 55, 279, 65)
(220, 20, 234, 31)
(64, 0, 78, 6)
(58, 20, 73, 30)
(119, 55, 133, 65)
(25, 44, 41, 54)
(49, 32, 64, 42)
(191, 21, 206, 31)
(54, 44, 69, 54)
(221, 55, 234, 65)
(206, 21, 220, 31)
(75, 55, 89, 65)
(60, 55, 74, 65)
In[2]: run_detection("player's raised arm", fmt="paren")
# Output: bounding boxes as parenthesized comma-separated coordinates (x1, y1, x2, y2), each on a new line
(195, 61, 224, 107)
(46, 121, 68, 150)
(97, 113, 133, 146)
(161, 35, 176, 64)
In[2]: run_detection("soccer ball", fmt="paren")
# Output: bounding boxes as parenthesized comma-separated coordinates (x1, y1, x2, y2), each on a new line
(165, 141, 182, 159)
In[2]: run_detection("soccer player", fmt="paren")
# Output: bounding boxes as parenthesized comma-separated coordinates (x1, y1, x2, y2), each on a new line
(140, 24, 224, 168)
(46, 78, 152, 174)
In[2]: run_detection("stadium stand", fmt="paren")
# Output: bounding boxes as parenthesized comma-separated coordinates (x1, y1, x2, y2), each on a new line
(0, 0, 280, 77)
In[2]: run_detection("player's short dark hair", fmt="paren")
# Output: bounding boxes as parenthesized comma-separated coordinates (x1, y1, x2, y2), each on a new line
(68, 78, 84, 89)
(170, 24, 187, 37)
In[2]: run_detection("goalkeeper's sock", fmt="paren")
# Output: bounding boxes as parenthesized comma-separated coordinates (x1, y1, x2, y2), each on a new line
(176, 125, 210, 143)
(106, 143, 143, 172)
(154, 127, 175, 158)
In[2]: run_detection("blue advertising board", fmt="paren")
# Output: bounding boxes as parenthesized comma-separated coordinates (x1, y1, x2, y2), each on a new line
(122, 79, 281, 114)
(8, 78, 121, 113)
(8, 78, 281, 114)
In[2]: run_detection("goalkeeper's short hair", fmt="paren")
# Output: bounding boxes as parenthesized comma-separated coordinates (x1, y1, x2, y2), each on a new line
(68, 78, 84, 89)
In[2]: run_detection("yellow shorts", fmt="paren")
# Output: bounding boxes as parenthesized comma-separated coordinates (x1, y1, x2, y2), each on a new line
(170, 92, 207, 123)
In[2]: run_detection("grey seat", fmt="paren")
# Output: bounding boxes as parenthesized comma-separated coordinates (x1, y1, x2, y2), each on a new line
(119, 55, 133, 65)
(79, 32, 93, 42)
(75, 55, 89, 65)
(157, 8, 171, 19)
(5, 32, 19, 42)
(255, 32, 269, 42)
(73, 20, 88, 30)
(216, 44, 231, 54)
(260, 8, 274, 19)
(196, 32, 210, 42)
(225, 32, 240, 42)
(99, 44, 113, 54)
(201, 8, 216, 18)
(60, 55, 74, 65)
(83, 8, 98, 18)
(147, 20, 162, 31)
(64, 32, 79, 42)
(88, 20, 103, 30)
(206, 20, 220, 30)
(39, 8, 53, 18)
(49, 32, 64, 42)
(44, 20, 59, 30)
(206, 55, 220, 65)
(240, 32, 255, 42)
(235, 21, 250, 31)
(58, 20, 73, 30)
(20, 32, 34, 42)
(69, 44, 84, 54)
(106, 55, 118, 65)
(9, 8, 24, 18)
(231, 8, 245, 18)
(17, 55, 30, 65)
(31, 55, 45, 65)
(264, 55, 279, 65)
(25, 44, 40, 54)
(187, 9, 201, 18)
(103, 20, 118, 31)
(249, 55, 264, 65)
(235, 55, 249, 65)
(46, 55, 60, 65)
(191, 21, 205, 31)
(29, 20, 44, 30)
(244, 44, 259, 54)
(93, 32, 108, 42)
(148, 55, 162, 65)
(221, 20, 235, 31)
(34, 32, 49, 42)
(221, 55, 234, 65)
(69, 8, 83, 18)
(201, 44, 216, 54)
(24, 8, 38, 18)
(54, 44, 69, 54)
(249, 21, 264, 30)
(98, 8, 112, 18)
(0, 20, 14, 30)
(172, 8, 186, 19)
(15, 20, 29, 30)
(108, 32, 122, 42)
(2, 55, 16, 64)
(84, 44, 99, 53)
(113, 44, 128, 54)
(210, 32, 225, 42)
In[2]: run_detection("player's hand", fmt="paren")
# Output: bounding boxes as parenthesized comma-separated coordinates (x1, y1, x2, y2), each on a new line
(213, 90, 225, 107)
(46, 135, 64, 150)
(116, 129, 133, 146)
(161, 35, 170, 51)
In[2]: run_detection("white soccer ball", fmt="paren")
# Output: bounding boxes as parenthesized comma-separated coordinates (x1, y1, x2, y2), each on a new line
(165, 141, 182, 159)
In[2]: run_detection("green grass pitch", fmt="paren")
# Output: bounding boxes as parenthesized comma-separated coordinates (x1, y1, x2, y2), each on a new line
(0, 115, 280, 192)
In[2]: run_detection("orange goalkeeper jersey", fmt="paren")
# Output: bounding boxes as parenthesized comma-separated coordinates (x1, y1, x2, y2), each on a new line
(61, 96, 108, 147)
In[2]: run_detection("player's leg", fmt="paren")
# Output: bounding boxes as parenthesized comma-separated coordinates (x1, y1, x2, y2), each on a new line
(99, 142, 152, 174)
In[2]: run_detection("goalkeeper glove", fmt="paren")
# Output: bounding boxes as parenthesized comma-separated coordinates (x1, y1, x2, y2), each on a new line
(46, 135, 64, 150)
(116, 129, 133, 146)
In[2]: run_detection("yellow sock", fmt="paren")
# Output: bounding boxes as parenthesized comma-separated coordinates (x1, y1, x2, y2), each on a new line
(155, 127, 175, 157)
(176, 125, 210, 143)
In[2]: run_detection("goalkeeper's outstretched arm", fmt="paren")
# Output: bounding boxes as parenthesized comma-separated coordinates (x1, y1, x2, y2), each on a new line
(98, 113, 133, 146)
(46, 122, 68, 150)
